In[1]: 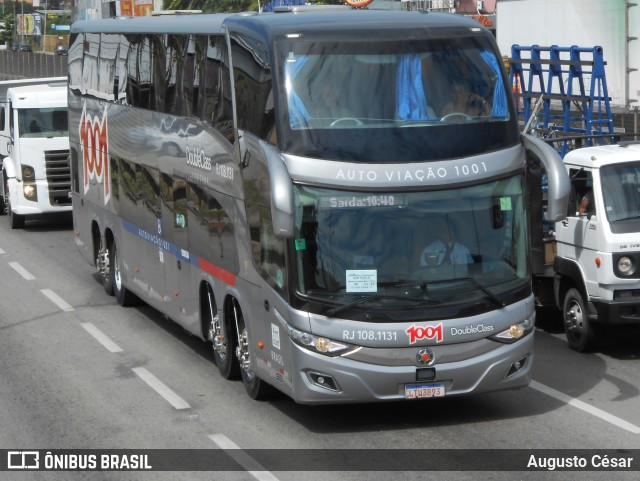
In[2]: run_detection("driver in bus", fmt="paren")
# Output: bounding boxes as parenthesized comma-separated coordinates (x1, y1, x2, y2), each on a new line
(420, 217, 473, 272)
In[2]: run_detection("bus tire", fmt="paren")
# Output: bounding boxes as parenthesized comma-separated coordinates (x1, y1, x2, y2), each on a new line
(110, 239, 137, 307)
(234, 300, 276, 400)
(563, 287, 598, 352)
(98, 235, 114, 296)
(209, 289, 240, 380)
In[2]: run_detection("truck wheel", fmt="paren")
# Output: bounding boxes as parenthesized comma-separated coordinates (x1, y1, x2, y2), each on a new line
(233, 299, 276, 400)
(8, 205, 25, 229)
(4, 178, 24, 228)
(563, 287, 597, 352)
(0, 183, 5, 215)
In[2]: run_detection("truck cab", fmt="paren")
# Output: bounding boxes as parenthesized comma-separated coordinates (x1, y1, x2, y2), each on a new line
(553, 142, 640, 351)
(0, 78, 71, 228)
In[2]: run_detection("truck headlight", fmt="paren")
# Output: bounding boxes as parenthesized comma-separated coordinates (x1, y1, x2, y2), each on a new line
(22, 165, 35, 180)
(23, 184, 37, 200)
(617, 256, 635, 276)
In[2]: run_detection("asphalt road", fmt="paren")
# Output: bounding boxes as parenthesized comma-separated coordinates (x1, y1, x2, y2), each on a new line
(0, 213, 639, 481)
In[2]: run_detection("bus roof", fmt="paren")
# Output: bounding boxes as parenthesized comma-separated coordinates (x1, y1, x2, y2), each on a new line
(70, 9, 487, 38)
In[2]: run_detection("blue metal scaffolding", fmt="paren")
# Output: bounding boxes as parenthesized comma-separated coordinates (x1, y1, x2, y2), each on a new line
(262, 0, 307, 12)
(509, 44, 615, 156)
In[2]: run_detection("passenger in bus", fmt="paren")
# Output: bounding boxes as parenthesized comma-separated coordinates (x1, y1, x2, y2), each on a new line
(314, 82, 353, 121)
(441, 82, 489, 117)
(419, 217, 473, 271)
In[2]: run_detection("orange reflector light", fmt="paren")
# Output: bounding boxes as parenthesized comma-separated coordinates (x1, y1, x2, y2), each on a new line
(595, 258, 601, 267)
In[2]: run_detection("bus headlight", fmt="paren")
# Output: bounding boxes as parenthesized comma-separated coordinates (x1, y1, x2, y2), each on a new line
(274, 308, 359, 357)
(287, 325, 358, 356)
(489, 318, 534, 344)
(617, 256, 635, 276)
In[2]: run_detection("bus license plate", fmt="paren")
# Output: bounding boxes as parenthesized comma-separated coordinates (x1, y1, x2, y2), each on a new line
(405, 383, 445, 399)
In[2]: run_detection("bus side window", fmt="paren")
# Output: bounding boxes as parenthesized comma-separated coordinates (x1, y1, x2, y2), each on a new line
(230, 33, 274, 144)
(245, 171, 288, 297)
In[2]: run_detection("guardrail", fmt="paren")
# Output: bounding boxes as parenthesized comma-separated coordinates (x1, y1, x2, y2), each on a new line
(0, 50, 68, 80)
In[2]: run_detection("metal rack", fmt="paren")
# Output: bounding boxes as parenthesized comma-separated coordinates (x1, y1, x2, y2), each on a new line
(509, 44, 615, 156)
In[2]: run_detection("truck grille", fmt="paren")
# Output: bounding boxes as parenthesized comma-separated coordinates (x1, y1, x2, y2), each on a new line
(45, 149, 72, 206)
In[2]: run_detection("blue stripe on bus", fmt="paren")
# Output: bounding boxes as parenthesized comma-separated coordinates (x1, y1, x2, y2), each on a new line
(120, 219, 236, 286)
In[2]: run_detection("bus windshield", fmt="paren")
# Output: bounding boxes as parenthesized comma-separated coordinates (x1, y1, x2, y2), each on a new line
(293, 175, 529, 317)
(277, 33, 517, 162)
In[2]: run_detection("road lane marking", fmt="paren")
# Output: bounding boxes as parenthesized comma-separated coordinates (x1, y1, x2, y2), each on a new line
(9, 262, 35, 280)
(530, 380, 640, 434)
(208, 434, 281, 481)
(40, 289, 74, 312)
(0, 247, 5, 254)
(81, 322, 123, 353)
(132, 367, 191, 410)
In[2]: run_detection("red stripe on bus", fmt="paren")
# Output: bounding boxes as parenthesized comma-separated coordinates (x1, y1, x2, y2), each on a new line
(198, 258, 236, 287)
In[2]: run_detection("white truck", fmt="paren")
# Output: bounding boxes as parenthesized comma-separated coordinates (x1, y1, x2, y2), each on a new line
(534, 141, 640, 351)
(0, 77, 71, 228)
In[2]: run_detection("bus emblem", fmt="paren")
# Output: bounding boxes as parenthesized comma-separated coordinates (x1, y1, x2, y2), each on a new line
(416, 348, 435, 366)
(79, 104, 110, 204)
(406, 323, 443, 344)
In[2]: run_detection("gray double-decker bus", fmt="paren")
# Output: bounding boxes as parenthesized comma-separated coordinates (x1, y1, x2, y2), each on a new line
(68, 8, 569, 404)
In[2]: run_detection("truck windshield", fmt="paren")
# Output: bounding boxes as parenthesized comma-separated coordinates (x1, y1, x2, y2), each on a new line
(601, 161, 640, 223)
(18, 108, 68, 138)
(293, 175, 529, 316)
(276, 33, 518, 162)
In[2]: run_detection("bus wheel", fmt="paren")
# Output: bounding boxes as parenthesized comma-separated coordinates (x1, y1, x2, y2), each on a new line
(209, 288, 239, 379)
(97, 236, 114, 296)
(563, 288, 598, 352)
(109, 239, 137, 307)
(233, 299, 275, 400)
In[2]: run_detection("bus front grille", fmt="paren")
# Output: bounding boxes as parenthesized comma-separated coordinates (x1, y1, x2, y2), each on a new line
(45, 149, 72, 206)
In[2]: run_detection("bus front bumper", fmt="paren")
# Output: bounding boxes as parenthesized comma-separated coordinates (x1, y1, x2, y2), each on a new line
(278, 334, 534, 405)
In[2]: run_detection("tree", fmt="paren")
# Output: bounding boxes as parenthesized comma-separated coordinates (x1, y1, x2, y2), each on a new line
(2, 14, 15, 45)
(163, 0, 257, 13)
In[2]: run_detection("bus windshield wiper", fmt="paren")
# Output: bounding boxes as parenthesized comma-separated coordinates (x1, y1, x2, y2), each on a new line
(326, 293, 436, 317)
(457, 277, 505, 307)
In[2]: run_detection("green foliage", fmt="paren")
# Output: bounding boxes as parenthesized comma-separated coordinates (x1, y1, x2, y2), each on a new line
(160, 0, 348, 12)
(162, 0, 258, 13)
(2, 14, 15, 44)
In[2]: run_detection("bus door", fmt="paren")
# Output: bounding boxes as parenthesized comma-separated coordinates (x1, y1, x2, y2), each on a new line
(160, 173, 194, 320)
